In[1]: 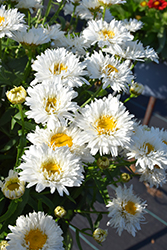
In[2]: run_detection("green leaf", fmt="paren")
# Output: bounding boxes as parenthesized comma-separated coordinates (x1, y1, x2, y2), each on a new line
(94, 213, 103, 228)
(0, 108, 15, 126)
(0, 200, 18, 223)
(0, 138, 17, 152)
(75, 229, 83, 250)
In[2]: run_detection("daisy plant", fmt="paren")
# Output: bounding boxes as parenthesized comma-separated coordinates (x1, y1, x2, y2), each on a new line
(0, 0, 167, 249)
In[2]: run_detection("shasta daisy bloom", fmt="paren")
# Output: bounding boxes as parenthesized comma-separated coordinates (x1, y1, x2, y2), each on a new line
(26, 121, 95, 163)
(98, 0, 126, 6)
(121, 18, 143, 32)
(82, 18, 133, 49)
(75, 94, 134, 156)
(25, 79, 78, 126)
(106, 185, 147, 236)
(11, 26, 50, 46)
(136, 164, 166, 188)
(18, 144, 84, 196)
(31, 47, 88, 87)
(0, 170, 25, 200)
(85, 50, 134, 91)
(0, 5, 26, 38)
(6, 211, 64, 250)
(103, 40, 159, 63)
(14, 0, 43, 13)
(63, 33, 89, 56)
(126, 126, 167, 170)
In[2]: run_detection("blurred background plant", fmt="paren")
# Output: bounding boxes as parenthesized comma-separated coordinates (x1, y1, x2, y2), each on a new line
(110, 0, 167, 61)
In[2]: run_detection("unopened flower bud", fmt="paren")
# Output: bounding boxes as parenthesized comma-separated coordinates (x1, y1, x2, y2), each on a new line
(54, 206, 66, 218)
(6, 86, 27, 104)
(97, 157, 110, 170)
(130, 82, 144, 96)
(120, 173, 131, 183)
(0, 241, 9, 250)
(93, 228, 108, 243)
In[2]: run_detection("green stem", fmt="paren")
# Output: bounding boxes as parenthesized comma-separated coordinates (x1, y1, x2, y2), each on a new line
(15, 104, 26, 168)
(0, 39, 2, 59)
(65, 221, 92, 237)
(18, 104, 25, 138)
(74, 210, 108, 214)
(102, 6, 106, 20)
(48, 0, 67, 25)
(42, 0, 52, 26)
(28, 10, 31, 28)
(81, 85, 103, 108)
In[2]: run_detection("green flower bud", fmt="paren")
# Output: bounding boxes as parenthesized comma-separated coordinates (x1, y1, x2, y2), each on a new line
(97, 157, 110, 170)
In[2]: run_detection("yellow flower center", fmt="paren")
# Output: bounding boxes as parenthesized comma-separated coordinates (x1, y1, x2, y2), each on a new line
(0, 16, 5, 25)
(154, 1, 160, 6)
(45, 97, 57, 113)
(144, 142, 154, 154)
(24, 229, 47, 250)
(50, 63, 68, 75)
(7, 182, 20, 191)
(42, 160, 61, 176)
(124, 201, 137, 215)
(49, 133, 73, 150)
(95, 115, 117, 135)
(99, 28, 115, 40)
(140, 1, 147, 7)
(105, 64, 118, 75)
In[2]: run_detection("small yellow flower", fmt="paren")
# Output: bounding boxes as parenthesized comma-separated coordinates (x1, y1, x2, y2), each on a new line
(0, 240, 9, 250)
(97, 156, 110, 170)
(93, 228, 108, 243)
(6, 86, 27, 104)
(54, 206, 66, 218)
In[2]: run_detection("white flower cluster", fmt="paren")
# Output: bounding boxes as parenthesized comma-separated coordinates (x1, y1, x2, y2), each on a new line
(1, 0, 166, 245)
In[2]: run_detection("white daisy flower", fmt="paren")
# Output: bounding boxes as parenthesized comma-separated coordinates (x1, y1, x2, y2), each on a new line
(82, 18, 133, 49)
(121, 18, 143, 32)
(154, 127, 167, 147)
(98, 0, 126, 6)
(18, 144, 84, 195)
(0, 5, 26, 38)
(14, 0, 43, 14)
(0, 170, 25, 200)
(63, 33, 89, 56)
(103, 40, 159, 63)
(75, 0, 101, 20)
(11, 26, 50, 46)
(44, 23, 66, 41)
(25, 79, 78, 126)
(136, 164, 166, 188)
(75, 94, 134, 156)
(6, 211, 64, 250)
(126, 126, 167, 170)
(31, 47, 88, 87)
(106, 185, 147, 236)
(85, 50, 134, 91)
(27, 121, 95, 163)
